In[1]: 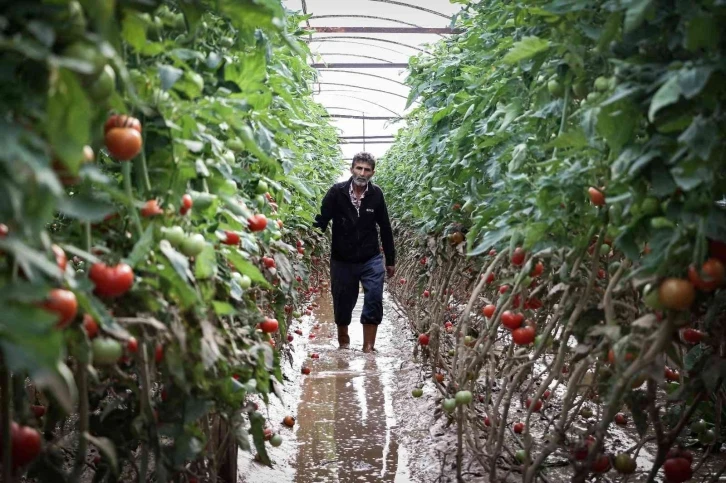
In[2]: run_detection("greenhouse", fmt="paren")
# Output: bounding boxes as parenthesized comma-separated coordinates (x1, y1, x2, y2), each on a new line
(0, 0, 724, 482)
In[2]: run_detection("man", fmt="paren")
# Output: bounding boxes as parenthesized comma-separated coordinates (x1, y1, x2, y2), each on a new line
(313, 152, 395, 353)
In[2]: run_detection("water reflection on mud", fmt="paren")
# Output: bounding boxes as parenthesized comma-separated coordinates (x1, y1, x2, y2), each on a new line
(238, 291, 412, 482)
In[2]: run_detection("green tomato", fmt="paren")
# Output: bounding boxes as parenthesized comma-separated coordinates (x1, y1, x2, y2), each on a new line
(238, 274, 252, 289)
(547, 79, 564, 97)
(599, 244, 611, 256)
(256, 180, 269, 194)
(690, 419, 707, 434)
(63, 42, 106, 76)
(699, 429, 716, 445)
(222, 151, 235, 164)
(271, 230, 282, 240)
(412, 388, 423, 398)
(572, 81, 588, 99)
(270, 434, 283, 447)
(442, 398, 457, 413)
(88, 64, 116, 102)
(586, 91, 601, 103)
(608, 261, 621, 274)
(292, 311, 301, 318)
(92, 338, 123, 365)
(220, 36, 235, 48)
(608, 204, 622, 224)
(650, 217, 675, 230)
(580, 407, 594, 418)
(504, 18, 515, 27)
(161, 226, 186, 247)
(461, 199, 475, 213)
(515, 449, 527, 463)
(594, 76, 610, 92)
(228, 138, 245, 152)
(181, 233, 206, 257)
(522, 276, 532, 287)
(225, 179, 237, 190)
(455, 391, 472, 405)
(190, 192, 217, 209)
(643, 284, 664, 309)
(640, 197, 660, 216)
(448, 349, 455, 357)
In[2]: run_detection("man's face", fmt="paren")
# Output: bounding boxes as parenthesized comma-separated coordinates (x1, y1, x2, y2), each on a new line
(351, 162, 374, 187)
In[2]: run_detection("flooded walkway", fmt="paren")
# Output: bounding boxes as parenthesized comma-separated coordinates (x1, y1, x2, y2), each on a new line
(238, 290, 416, 483)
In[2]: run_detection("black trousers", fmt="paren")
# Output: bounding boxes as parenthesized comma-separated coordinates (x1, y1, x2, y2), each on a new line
(330, 254, 385, 326)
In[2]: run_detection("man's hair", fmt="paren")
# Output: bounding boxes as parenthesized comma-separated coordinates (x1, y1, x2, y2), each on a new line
(352, 152, 376, 170)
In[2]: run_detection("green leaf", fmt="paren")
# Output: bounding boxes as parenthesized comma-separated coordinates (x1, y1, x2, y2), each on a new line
(47, 69, 91, 171)
(225, 49, 267, 93)
(195, 244, 217, 280)
(122, 11, 147, 52)
(159, 240, 195, 283)
(469, 227, 509, 256)
(159, 65, 183, 91)
(684, 14, 720, 52)
(212, 301, 236, 316)
(503, 36, 550, 64)
(648, 75, 681, 122)
(624, 0, 653, 33)
(597, 100, 638, 152)
(125, 225, 154, 268)
(226, 251, 270, 288)
(249, 410, 271, 466)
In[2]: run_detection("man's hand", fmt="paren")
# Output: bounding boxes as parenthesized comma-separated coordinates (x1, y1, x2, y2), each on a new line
(386, 266, 395, 278)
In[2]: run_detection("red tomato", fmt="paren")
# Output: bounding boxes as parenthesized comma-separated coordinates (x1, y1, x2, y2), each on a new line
(511, 247, 525, 266)
(222, 230, 240, 245)
(247, 214, 267, 232)
(42, 288, 77, 329)
(181, 194, 193, 210)
(525, 397, 542, 412)
(83, 314, 99, 339)
(488, 249, 497, 257)
(105, 127, 142, 161)
(688, 258, 724, 292)
(10, 422, 42, 468)
(614, 413, 627, 425)
(31, 405, 46, 418)
(681, 328, 705, 344)
(543, 390, 551, 399)
(665, 368, 679, 381)
(513, 422, 524, 434)
(140, 199, 163, 217)
(530, 261, 544, 277)
(499, 285, 510, 294)
(526, 297, 543, 310)
(418, 334, 430, 346)
(484, 272, 495, 284)
(0, 223, 8, 237)
(482, 304, 496, 318)
(591, 454, 611, 473)
(89, 263, 134, 298)
(260, 318, 279, 333)
(501, 311, 523, 330)
(513, 326, 535, 346)
(588, 187, 605, 206)
(155, 344, 164, 363)
(658, 278, 695, 310)
(597, 269, 606, 279)
(262, 256, 276, 268)
(52, 244, 67, 271)
(423, 290, 430, 298)
(104, 114, 141, 133)
(297, 247, 304, 255)
(484, 416, 491, 426)
(127, 337, 138, 353)
(709, 239, 726, 264)
(663, 457, 692, 483)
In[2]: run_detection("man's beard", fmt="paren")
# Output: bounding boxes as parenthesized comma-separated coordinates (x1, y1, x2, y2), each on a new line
(353, 176, 368, 187)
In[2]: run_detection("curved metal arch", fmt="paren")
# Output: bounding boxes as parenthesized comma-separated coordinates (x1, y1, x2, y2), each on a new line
(314, 52, 394, 64)
(309, 15, 424, 29)
(368, 0, 452, 20)
(307, 36, 431, 54)
(316, 82, 407, 99)
(313, 93, 402, 117)
(311, 39, 412, 57)
(319, 69, 406, 86)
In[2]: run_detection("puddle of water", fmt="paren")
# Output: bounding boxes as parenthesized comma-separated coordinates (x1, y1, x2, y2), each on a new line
(238, 290, 412, 483)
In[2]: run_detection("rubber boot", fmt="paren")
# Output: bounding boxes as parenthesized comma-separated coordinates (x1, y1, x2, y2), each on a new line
(362, 324, 378, 353)
(337, 325, 350, 349)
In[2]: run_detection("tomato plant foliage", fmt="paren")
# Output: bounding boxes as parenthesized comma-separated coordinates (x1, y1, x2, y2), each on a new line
(380, 0, 725, 481)
(0, 0, 339, 480)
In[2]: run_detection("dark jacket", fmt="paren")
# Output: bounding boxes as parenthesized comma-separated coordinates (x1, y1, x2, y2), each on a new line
(313, 178, 395, 266)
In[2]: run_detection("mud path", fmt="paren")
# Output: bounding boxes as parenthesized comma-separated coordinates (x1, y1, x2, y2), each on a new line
(238, 290, 426, 483)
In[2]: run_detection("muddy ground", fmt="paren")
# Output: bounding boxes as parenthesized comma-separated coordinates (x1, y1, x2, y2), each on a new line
(236, 288, 725, 483)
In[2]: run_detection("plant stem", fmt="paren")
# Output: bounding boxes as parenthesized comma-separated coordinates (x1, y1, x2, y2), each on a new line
(85, 222, 92, 253)
(138, 138, 152, 194)
(70, 362, 88, 481)
(122, 161, 143, 238)
(1, 357, 12, 483)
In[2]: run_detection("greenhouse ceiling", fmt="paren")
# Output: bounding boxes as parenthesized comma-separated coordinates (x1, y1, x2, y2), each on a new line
(283, 0, 462, 162)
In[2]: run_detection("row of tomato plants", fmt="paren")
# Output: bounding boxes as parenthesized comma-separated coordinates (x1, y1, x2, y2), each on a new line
(0, 1, 339, 481)
(378, 0, 725, 481)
